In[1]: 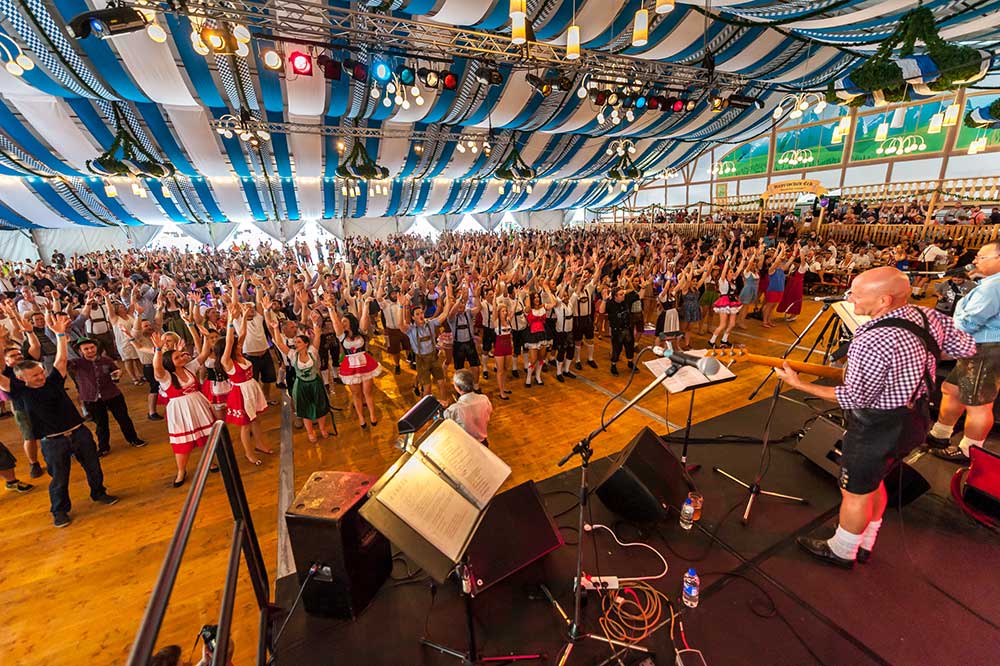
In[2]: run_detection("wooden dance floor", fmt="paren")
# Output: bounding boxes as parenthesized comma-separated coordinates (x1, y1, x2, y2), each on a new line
(1, 301, 997, 665)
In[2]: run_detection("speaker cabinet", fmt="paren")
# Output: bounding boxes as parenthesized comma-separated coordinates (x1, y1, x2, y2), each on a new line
(796, 416, 929, 506)
(285, 471, 391, 619)
(595, 427, 695, 523)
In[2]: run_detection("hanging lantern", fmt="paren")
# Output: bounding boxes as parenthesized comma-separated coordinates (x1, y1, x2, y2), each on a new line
(656, 0, 675, 14)
(943, 102, 961, 127)
(631, 9, 649, 48)
(566, 25, 580, 60)
(875, 121, 889, 142)
(511, 13, 527, 45)
(509, 0, 526, 19)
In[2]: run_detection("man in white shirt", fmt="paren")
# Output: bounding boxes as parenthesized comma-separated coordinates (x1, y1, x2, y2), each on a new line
(16, 288, 49, 316)
(243, 307, 277, 404)
(443, 369, 493, 446)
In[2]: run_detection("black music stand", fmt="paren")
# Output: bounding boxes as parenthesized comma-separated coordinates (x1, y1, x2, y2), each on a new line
(361, 420, 547, 665)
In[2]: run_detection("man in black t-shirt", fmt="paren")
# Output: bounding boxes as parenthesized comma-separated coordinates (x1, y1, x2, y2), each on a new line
(605, 287, 639, 376)
(0, 312, 118, 528)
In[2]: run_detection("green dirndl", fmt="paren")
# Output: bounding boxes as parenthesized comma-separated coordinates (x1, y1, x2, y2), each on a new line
(290, 351, 330, 420)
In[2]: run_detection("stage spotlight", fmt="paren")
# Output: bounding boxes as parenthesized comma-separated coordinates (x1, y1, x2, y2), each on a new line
(199, 26, 239, 54)
(646, 95, 660, 110)
(711, 94, 728, 112)
(672, 98, 685, 112)
(261, 48, 282, 70)
(343, 58, 368, 82)
(418, 67, 440, 88)
(397, 64, 416, 85)
(685, 99, 696, 111)
(289, 51, 313, 76)
(553, 75, 573, 92)
(590, 90, 607, 106)
(621, 95, 634, 109)
(634, 95, 647, 109)
(476, 65, 504, 86)
(606, 91, 620, 106)
(68, 7, 146, 40)
(373, 60, 392, 82)
(440, 70, 459, 90)
(526, 73, 552, 97)
(317, 54, 342, 80)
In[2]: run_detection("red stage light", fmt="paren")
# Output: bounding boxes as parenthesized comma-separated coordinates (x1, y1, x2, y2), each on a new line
(289, 51, 313, 76)
(441, 71, 459, 90)
(646, 95, 659, 110)
(672, 98, 685, 112)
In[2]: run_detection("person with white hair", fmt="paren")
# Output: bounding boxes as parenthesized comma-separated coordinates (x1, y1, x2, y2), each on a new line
(443, 369, 493, 447)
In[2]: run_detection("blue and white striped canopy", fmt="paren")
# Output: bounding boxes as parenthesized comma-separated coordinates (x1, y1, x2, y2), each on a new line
(0, 0, 997, 230)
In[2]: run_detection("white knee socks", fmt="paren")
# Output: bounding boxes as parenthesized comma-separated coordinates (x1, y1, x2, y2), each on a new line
(860, 518, 882, 552)
(959, 436, 985, 456)
(827, 525, 862, 560)
(929, 421, 954, 440)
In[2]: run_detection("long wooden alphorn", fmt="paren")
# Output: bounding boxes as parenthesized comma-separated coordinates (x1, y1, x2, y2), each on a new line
(705, 348, 845, 381)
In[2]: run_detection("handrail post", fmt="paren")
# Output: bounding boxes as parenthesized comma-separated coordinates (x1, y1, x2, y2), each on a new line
(213, 521, 246, 666)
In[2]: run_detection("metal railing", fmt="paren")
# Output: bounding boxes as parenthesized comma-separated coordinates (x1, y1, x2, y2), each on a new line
(128, 421, 275, 666)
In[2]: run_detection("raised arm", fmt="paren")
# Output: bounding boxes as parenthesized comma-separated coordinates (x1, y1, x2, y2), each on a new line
(48, 312, 71, 377)
(150, 331, 169, 383)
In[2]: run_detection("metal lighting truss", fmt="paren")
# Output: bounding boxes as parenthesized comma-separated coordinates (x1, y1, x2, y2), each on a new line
(129, 0, 746, 90)
(209, 118, 494, 142)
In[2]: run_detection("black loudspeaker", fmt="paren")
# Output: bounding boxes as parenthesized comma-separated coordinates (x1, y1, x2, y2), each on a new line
(595, 427, 695, 523)
(796, 416, 930, 507)
(285, 471, 391, 619)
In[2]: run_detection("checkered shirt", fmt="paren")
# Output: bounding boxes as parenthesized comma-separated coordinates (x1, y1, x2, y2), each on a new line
(835, 305, 977, 410)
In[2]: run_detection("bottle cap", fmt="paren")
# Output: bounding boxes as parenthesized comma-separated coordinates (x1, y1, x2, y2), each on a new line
(688, 568, 697, 576)
(684, 498, 692, 505)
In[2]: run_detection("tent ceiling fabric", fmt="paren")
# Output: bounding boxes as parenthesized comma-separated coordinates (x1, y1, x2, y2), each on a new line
(0, 0, 996, 230)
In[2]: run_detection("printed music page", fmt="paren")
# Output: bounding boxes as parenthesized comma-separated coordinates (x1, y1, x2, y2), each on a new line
(644, 350, 736, 394)
(376, 454, 478, 562)
(419, 419, 511, 509)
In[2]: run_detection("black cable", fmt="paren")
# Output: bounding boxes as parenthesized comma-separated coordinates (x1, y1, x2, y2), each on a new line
(699, 570, 829, 666)
(267, 564, 318, 665)
(653, 497, 745, 563)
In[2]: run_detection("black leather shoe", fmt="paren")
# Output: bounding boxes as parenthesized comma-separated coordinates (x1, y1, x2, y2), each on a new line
(575, 362, 582, 371)
(511, 369, 520, 379)
(556, 374, 565, 383)
(565, 371, 577, 379)
(931, 446, 969, 462)
(925, 435, 951, 450)
(856, 547, 871, 564)
(796, 536, 855, 569)
(610, 364, 619, 376)
(587, 360, 598, 369)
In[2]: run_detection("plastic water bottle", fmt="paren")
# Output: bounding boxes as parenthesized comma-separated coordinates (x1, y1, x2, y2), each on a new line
(682, 568, 700, 608)
(679, 498, 695, 530)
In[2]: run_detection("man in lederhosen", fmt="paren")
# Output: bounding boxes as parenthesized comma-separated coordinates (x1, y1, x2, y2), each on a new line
(507, 284, 529, 380)
(552, 286, 576, 382)
(447, 280, 482, 392)
(401, 301, 452, 401)
(479, 285, 498, 381)
(776, 267, 975, 568)
(573, 268, 601, 372)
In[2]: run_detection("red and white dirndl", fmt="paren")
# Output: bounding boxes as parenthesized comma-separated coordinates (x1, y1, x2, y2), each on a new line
(225, 359, 268, 425)
(161, 373, 216, 455)
(201, 358, 232, 407)
(338, 335, 382, 385)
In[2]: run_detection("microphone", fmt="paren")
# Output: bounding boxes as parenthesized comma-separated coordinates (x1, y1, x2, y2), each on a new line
(651, 347, 721, 375)
(942, 263, 975, 277)
(656, 330, 685, 340)
(812, 295, 846, 303)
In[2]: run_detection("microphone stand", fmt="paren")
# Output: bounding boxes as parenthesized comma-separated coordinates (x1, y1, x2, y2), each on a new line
(551, 362, 676, 665)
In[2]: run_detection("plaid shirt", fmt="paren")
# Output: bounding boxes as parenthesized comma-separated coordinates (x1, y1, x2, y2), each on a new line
(835, 305, 976, 410)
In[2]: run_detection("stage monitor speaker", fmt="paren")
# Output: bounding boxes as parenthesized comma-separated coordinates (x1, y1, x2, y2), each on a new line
(594, 426, 695, 524)
(285, 471, 391, 619)
(796, 416, 930, 507)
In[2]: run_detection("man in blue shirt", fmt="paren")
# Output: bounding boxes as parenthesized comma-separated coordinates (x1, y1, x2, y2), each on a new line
(930, 241, 1000, 462)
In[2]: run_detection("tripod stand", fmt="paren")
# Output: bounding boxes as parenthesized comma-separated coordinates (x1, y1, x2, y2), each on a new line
(714, 303, 845, 523)
(420, 560, 543, 665)
(551, 361, 691, 665)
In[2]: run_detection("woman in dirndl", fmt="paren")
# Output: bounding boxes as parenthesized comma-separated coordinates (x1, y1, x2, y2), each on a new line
(523, 286, 555, 387)
(218, 306, 272, 466)
(493, 303, 514, 400)
(151, 331, 215, 488)
(199, 328, 230, 418)
(327, 294, 382, 429)
(737, 248, 761, 330)
(709, 253, 748, 348)
(269, 312, 334, 443)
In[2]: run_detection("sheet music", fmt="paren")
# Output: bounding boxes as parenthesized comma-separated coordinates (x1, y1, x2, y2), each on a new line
(419, 419, 511, 509)
(644, 349, 736, 394)
(376, 454, 479, 562)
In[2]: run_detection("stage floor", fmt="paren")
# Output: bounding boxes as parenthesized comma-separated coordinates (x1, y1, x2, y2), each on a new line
(274, 396, 1000, 666)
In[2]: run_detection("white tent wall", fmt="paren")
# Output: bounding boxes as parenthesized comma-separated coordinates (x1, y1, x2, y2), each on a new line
(0, 231, 42, 262)
(252, 220, 309, 243)
(337, 217, 415, 239)
(317, 219, 344, 239)
(180, 223, 240, 248)
(472, 213, 503, 230)
(513, 210, 569, 230)
(29, 226, 162, 263)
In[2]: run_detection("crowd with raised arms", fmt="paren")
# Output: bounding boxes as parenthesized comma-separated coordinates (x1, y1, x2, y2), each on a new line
(0, 223, 986, 527)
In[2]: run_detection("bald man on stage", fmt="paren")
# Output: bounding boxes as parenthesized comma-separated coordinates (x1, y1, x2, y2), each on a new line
(776, 267, 976, 568)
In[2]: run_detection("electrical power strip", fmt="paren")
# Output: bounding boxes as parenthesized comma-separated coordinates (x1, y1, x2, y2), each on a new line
(580, 575, 620, 590)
